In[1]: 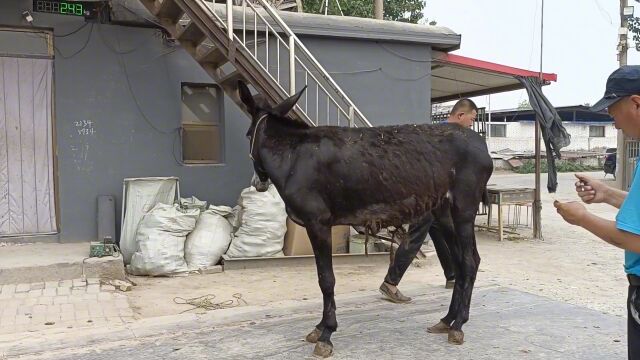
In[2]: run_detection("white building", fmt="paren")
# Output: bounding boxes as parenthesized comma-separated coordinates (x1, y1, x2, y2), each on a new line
(485, 105, 616, 153)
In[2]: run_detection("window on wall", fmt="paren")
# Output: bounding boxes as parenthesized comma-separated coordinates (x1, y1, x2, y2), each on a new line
(589, 125, 605, 138)
(181, 83, 224, 164)
(490, 124, 506, 137)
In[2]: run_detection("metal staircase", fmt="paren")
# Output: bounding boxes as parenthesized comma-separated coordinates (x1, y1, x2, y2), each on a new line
(139, 0, 372, 128)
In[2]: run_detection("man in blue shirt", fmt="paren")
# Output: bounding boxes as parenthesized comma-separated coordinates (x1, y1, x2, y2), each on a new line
(555, 65, 640, 359)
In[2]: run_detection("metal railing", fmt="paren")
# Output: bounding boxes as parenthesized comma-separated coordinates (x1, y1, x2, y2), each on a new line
(189, 0, 372, 128)
(624, 139, 640, 190)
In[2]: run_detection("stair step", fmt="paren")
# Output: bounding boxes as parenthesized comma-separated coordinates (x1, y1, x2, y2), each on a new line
(196, 43, 229, 68)
(176, 19, 206, 45)
(154, 0, 184, 22)
(218, 71, 246, 89)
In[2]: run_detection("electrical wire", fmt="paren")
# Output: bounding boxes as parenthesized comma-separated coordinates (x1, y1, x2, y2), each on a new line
(55, 22, 94, 59)
(54, 22, 89, 38)
(378, 42, 430, 63)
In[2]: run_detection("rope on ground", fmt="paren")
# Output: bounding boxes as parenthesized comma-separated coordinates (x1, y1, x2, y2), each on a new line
(173, 293, 247, 313)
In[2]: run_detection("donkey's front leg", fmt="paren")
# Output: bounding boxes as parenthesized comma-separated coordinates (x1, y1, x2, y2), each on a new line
(304, 222, 336, 358)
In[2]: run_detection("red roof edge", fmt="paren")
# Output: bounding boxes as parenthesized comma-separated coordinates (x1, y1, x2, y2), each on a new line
(443, 53, 558, 82)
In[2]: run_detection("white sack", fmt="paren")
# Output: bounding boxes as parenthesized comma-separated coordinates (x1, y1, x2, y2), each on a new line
(184, 205, 234, 269)
(225, 185, 287, 258)
(128, 203, 199, 276)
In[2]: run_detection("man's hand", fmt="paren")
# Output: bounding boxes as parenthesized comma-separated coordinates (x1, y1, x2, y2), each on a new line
(575, 173, 609, 204)
(554, 200, 589, 226)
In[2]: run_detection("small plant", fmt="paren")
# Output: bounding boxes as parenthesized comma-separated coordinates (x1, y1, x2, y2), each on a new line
(513, 159, 600, 174)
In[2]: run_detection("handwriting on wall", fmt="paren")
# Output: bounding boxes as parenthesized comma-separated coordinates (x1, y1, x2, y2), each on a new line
(74, 120, 96, 136)
(71, 119, 95, 173)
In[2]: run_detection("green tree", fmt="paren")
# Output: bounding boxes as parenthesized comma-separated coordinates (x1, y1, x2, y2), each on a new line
(302, 0, 427, 24)
(517, 99, 531, 110)
(629, 17, 640, 52)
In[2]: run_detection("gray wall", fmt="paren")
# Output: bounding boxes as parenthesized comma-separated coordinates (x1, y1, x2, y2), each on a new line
(0, 1, 432, 242)
(300, 37, 431, 125)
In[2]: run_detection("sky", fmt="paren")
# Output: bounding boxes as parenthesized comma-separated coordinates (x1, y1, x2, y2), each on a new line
(425, 0, 640, 111)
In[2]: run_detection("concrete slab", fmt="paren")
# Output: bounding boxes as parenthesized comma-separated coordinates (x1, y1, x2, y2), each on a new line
(0, 243, 126, 285)
(3, 286, 626, 359)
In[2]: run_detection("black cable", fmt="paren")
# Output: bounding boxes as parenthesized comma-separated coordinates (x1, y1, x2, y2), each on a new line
(54, 22, 89, 38)
(172, 128, 186, 166)
(55, 23, 94, 59)
(378, 43, 430, 63)
(97, 22, 156, 55)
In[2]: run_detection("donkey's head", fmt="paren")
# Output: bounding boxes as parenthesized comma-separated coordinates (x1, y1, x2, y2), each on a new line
(238, 80, 306, 192)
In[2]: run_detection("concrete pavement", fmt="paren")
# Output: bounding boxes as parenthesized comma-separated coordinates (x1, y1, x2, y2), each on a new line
(2, 285, 626, 360)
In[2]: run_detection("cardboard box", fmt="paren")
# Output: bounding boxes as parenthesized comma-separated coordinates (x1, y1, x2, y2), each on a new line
(283, 219, 350, 256)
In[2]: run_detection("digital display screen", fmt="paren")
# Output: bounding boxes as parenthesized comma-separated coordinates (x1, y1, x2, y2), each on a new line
(33, 0, 92, 17)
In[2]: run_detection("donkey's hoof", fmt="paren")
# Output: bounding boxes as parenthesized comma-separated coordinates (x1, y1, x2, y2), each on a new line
(313, 341, 334, 358)
(305, 327, 322, 343)
(427, 321, 450, 334)
(448, 330, 464, 345)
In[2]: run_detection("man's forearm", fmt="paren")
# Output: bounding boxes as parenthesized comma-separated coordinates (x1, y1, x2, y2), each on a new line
(605, 186, 628, 209)
(581, 212, 640, 252)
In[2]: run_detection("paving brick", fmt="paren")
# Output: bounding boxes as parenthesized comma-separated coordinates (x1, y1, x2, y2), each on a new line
(87, 278, 100, 286)
(36, 297, 53, 305)
(31, 314, 46, 324)
(115, 300, 130, 309)
(97, 292, 113, 301)
(17, 305, 33, 316)
(0, 315, 16, 326)
(43, 287, 57, 297)
(30, 282, 45, 290)
(32, 305, 47, 314)
(58, 280, 72, 288)
(103, 307, 120, 317)
(72, 279, 86, 288)
(118, 308, 134, 317)
(82, 293, 98, 301)
(53, 296, 69, 305)
(57, 287, 71, 296)
(1, 284, 16, 296)
(88, 306, 104, 318)
(106, 317, 123, 326)
(45, 313, 60, 323)
(14, 314, 31, 325)
(1, 305, 18, 318)
(60, 303, 74, 313)
(71, 288, 86, 296)
(60, 312, 75, 322)
(27, 289, 42, 298)
(23, 298, 38, 306)
(15, 284, 30, 293)
(100, 285, 116, 292)
(75, 309, 90, 320)
(46, 304, 60, 313)
(69, 296, 85, 304)
(13, 292, 27, 299)
(45, 281, 59, 289)
(86, 285, 100, 294)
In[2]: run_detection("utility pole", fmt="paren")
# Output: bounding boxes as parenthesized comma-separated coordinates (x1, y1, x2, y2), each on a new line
(374, 0, 383, 20)
(617, 0, 629, 189)
(533, 0, 544, 239)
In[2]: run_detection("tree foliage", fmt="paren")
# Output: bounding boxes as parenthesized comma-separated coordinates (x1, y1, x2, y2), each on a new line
(302, 0, 427, 24)
(628, 17, 640, 52)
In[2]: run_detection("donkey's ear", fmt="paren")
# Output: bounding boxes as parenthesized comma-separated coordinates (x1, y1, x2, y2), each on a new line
(237, 81, 256, 116)
(272, 86, 306, 117)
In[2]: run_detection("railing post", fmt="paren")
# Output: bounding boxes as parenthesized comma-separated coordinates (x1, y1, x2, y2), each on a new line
(289, 36, 295, 95)
(227, 0, 233, 40)
(348, 106, 354, 128)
